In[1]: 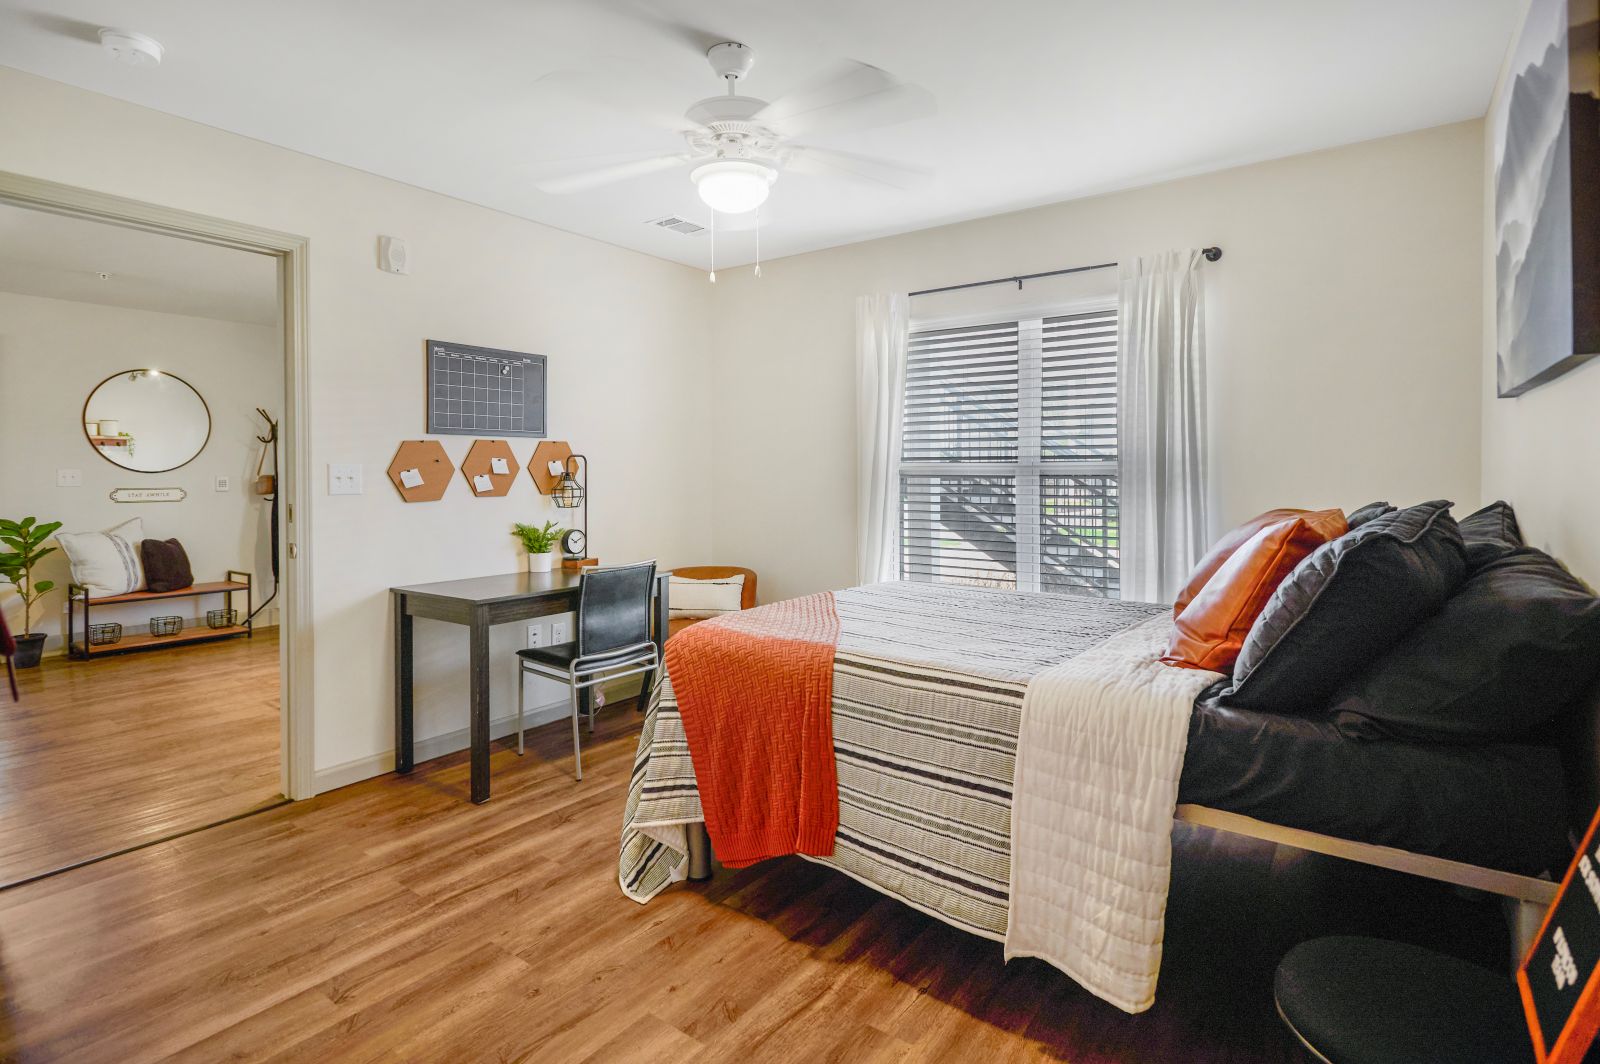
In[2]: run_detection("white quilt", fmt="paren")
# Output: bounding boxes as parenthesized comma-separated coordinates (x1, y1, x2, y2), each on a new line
(1005, 614, 1223, 1013)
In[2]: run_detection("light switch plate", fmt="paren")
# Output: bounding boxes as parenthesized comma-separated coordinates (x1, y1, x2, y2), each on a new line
(56, 468, 82, 487)
(214, 475, 231, 492)
(329, 463, 364, 495)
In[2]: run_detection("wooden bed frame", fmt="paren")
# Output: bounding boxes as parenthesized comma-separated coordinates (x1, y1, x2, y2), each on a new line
(1177, 680, 1600, 966)
(681, 677, 1599, 971)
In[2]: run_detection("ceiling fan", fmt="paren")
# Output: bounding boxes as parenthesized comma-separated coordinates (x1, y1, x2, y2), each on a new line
(534, 42, 935, 216)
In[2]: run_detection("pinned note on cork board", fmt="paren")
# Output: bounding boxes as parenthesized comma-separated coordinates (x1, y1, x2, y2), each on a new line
(460, 439, 520, 498)
(387, 440, 454, 502)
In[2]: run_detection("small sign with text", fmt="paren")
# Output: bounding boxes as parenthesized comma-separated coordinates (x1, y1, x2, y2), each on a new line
(1520, 806, 1600, 1063)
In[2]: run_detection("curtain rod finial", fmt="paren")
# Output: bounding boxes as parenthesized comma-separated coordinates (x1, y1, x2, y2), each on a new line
(1202, 246, 1222, 262)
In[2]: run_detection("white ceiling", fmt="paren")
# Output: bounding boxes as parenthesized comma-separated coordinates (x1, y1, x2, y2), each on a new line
(0, 1, 1522, 269)
(0, 202, 279, 324)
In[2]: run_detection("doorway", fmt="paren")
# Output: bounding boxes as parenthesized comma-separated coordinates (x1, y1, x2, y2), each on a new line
(0, 172, 312, 887)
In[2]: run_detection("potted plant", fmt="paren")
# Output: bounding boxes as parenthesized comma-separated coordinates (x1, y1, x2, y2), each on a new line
(0, 516, 62, 669)
(512, 520, 564, 573)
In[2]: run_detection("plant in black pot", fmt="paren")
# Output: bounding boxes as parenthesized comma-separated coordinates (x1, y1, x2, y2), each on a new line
(0, 516, 62, 669)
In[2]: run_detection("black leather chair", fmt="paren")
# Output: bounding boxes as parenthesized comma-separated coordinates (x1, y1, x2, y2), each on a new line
(1274, 936, 1535, 1063)
(515, 560, 659, 781)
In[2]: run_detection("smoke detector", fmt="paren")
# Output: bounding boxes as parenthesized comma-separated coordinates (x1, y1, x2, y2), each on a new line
(98, 29, 164, 67)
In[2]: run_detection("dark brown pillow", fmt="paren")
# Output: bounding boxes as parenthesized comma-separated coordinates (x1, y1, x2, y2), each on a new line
(140, 538, 193, 593)
(1458, 500, 1523, 572)
(1222, 501, 1467, 713)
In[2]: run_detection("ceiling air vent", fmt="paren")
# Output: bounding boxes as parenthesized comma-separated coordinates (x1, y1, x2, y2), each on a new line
(648, 216, 705, 236)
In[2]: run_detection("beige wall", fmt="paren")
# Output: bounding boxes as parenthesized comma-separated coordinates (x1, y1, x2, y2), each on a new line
(0, 67, 715, 784)
(707, 122, 1488, 603)
(0, 292, 281, 648)
(1480, 37, 1600, 587)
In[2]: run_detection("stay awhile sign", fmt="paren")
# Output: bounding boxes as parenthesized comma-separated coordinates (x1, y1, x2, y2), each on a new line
(1521, 806, 1600, 1063)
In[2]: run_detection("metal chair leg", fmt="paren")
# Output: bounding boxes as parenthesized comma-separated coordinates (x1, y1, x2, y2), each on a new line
(516, 662, 526, 756)
(569, 679, 583, 781)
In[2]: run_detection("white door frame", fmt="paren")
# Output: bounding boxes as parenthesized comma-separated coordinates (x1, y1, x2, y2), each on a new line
(0, 170, 315, 800)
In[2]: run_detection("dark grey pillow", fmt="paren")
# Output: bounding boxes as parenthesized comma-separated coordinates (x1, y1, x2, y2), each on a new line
(1346, 501, 1395, 528)
(1458, 500, 1523, 573)
(1223, 501, 1467, 713)
(1331, 547, 1600, 743)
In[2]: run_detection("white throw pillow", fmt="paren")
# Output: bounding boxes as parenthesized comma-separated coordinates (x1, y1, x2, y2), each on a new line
(57, 518, 146, 598)
(669, 573, 745, 620)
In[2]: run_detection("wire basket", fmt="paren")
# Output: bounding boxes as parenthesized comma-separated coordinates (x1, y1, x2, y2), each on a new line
(87, 622, 123, 647)
(150, 615, 184, 637)
(206, 608, 239, 630)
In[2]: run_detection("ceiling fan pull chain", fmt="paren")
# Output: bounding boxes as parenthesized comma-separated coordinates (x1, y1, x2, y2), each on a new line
(709, 210, 717, 283)
(754, 208, 762, 278)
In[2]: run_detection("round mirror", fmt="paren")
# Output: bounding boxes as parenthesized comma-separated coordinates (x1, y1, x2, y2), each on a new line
(83, 369, 211, 473)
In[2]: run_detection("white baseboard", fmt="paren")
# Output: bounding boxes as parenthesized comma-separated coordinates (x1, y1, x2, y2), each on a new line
(311, 677, 644, 795)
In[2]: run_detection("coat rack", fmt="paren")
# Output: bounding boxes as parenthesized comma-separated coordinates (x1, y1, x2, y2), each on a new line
(254, 409, 278, 496)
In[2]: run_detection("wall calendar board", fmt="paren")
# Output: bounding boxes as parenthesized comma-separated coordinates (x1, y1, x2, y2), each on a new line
(426, 340, 547, 437)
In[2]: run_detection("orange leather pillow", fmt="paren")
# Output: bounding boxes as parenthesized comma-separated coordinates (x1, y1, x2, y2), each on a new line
(1163, 508, 1348, 672)
(1174, 508, 1327, 616)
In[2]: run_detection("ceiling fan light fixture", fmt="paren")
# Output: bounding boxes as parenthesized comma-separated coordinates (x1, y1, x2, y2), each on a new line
(691, 160, 776, 214)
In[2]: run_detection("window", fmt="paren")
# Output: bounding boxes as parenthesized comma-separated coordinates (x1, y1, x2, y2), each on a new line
(899, 304, 1119, 596)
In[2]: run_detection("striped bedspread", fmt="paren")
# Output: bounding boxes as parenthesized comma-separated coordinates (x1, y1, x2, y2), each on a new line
(619, 581, 1165, 939)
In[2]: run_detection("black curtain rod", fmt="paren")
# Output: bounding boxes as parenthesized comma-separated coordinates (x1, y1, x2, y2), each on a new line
(908, 246, 1222, 298)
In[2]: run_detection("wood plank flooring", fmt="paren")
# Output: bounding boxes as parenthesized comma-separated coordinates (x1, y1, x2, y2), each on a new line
(1, 631, 281, 886)
(0, 693, 1509, 1063)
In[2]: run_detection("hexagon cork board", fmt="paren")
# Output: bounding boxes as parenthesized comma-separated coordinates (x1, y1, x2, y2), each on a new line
(460, 439, 520, 497)
(529, 440, 573, 495)
(388, 440, 455, 502)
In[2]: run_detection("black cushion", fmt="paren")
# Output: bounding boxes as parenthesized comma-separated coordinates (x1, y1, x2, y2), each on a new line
(1225, 501, 1466, 714)
(518, 643, 578, 669)
(1460, 500, 1525, 572)
(1274, 936, 1533, 1064)
(1331, 546, 1600, 743)
(1346, 500, 1395, 528)
(518, 641, 654, 673)
(140, 537, 193, 593)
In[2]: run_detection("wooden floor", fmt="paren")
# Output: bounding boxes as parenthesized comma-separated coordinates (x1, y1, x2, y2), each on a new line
(0, 630, 281, 886)
(0, 695, 1509, 1063)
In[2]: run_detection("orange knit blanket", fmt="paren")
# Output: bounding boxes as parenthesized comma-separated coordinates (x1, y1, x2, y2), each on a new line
(665, 592, 840, 868)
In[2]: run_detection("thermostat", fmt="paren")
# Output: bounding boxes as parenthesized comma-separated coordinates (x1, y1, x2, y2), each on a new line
(378, 236, 410, 275)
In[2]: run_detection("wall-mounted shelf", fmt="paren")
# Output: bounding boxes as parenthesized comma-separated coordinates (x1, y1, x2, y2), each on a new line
(89, 436, 131, 447)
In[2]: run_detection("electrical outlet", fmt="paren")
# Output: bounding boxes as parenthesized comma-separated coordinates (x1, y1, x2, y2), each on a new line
(56, 468, 82, 487)
(550, 617, 571, 644)
(328, 463, 364, 495)
(526, 623, 544, 648)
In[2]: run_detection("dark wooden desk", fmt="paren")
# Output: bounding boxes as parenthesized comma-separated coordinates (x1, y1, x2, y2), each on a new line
(392, 570, 669, 803)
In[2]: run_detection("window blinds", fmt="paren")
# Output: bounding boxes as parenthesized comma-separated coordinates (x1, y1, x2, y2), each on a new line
(900, 305, 1120, 596)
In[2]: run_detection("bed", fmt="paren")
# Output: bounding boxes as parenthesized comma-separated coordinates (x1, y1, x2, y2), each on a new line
(620, 580, 1590, 1009)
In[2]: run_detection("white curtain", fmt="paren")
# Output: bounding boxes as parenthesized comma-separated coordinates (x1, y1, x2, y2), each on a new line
(1118, 250, 1209, 603)
(855, 293, 911, 585)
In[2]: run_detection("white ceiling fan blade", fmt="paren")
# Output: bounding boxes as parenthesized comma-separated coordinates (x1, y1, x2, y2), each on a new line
(535, 153, 693, 194)
(755, 61, 935, 139)
(531, 67, 701, 135)
(785, 146, 932, 190)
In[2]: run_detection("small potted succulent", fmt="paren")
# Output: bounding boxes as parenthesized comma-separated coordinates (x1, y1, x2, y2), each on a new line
(0, 516, 62, 669)
(512, 520, 564, 573)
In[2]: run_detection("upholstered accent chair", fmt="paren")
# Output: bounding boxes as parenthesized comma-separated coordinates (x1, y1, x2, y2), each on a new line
(666, 566, 758, 639)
